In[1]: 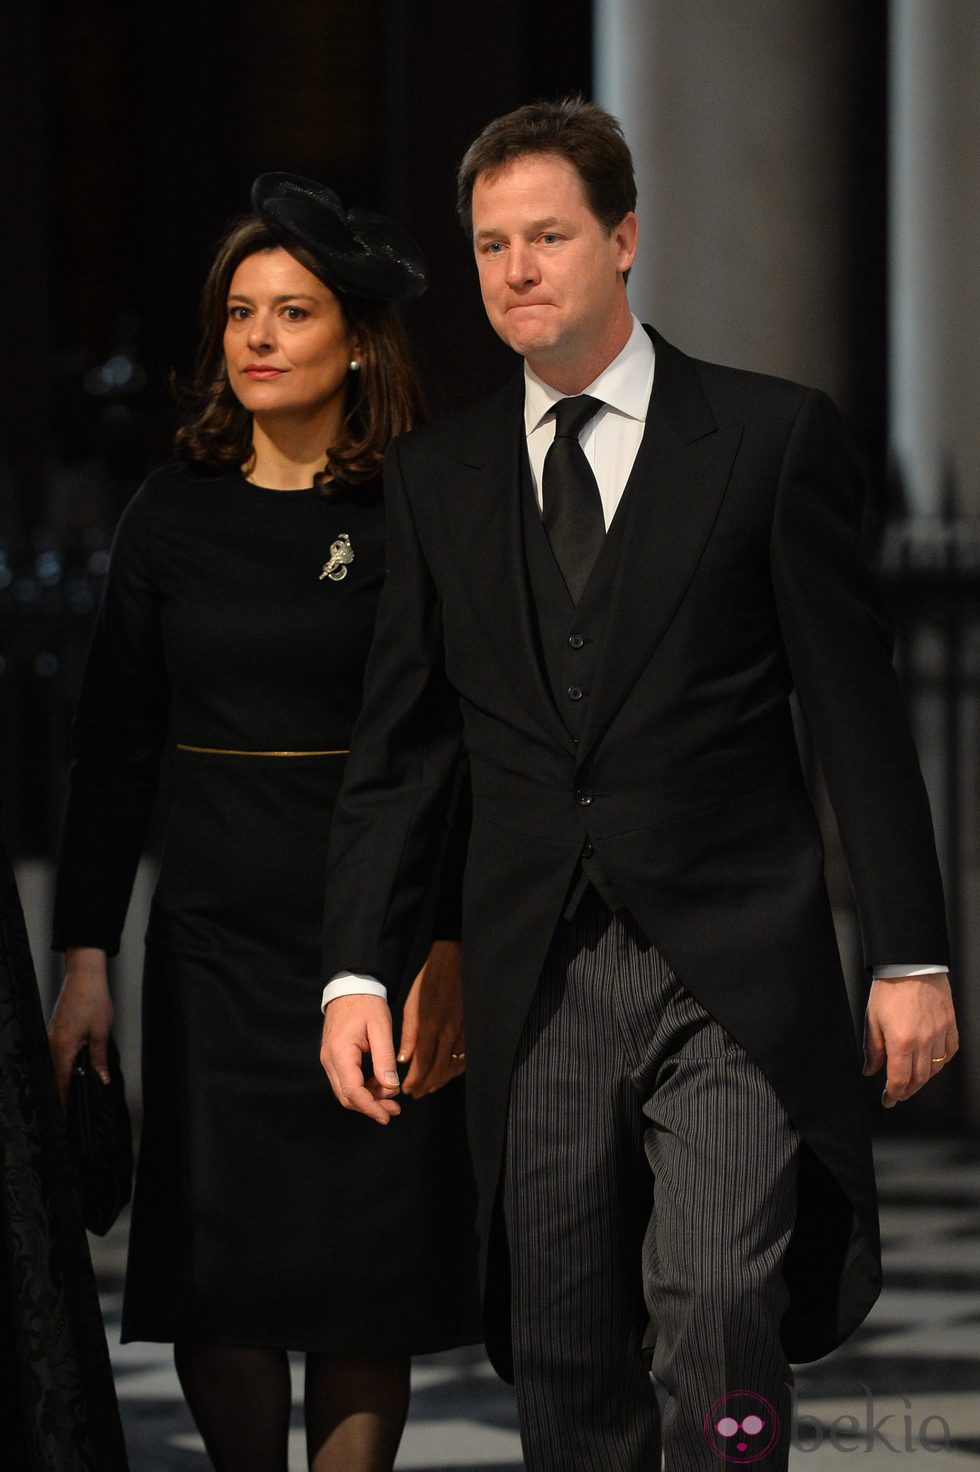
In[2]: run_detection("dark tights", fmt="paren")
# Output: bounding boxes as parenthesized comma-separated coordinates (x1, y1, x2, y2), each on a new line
(173, 1342, 411, 1472)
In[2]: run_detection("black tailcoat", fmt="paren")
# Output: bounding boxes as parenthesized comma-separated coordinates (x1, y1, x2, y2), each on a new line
(323, 330, 948, 1365)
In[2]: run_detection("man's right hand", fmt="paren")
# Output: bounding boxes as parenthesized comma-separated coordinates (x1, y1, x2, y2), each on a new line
(48, 946, 113, 1110)
(320, 995, 402, 1124)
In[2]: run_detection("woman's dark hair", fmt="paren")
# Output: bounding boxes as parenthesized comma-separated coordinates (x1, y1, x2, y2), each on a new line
(175, 217, 424, 490)
(457, 96, 637, 238)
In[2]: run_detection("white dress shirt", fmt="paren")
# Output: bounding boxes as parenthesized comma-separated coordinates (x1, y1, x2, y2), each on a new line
(524, 315, 655, 526)
(322, 318, 942, 1008)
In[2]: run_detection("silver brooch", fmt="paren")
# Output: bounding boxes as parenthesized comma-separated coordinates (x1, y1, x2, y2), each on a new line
(319, 534, 354, 582)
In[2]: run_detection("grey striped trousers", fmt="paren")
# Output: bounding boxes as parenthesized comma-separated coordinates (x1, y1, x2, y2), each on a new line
(502, 893, 800, 1470)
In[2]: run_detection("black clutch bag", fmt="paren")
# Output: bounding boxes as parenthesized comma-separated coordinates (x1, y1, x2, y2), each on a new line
(65, 1035, 134, 1235)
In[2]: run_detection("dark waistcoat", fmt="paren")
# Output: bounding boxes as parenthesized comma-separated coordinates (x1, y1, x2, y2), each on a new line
(520, 454, 624, 913)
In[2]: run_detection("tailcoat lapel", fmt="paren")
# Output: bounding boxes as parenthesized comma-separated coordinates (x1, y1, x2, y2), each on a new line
(446, 336, 744, 762)
(575, 333, 744, 765)
(449, 376, 578, 753)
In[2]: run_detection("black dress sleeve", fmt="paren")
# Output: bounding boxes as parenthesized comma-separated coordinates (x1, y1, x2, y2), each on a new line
(52, 484, 170, 955)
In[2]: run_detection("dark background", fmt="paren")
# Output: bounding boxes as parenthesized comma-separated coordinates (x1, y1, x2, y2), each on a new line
(0, 0, 592, 853)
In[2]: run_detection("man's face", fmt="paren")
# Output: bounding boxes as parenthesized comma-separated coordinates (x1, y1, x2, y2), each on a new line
(471, 152, 637, 390)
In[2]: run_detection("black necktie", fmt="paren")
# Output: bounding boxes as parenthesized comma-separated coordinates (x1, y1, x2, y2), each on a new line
(541, 395, 605, 603)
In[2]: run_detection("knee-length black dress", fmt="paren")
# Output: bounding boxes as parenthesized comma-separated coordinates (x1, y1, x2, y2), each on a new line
(52, 463, 479, 1351)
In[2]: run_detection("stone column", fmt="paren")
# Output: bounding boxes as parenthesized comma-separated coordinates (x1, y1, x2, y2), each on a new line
(889, 0, 980, 516)
(593, 0, 882, 413)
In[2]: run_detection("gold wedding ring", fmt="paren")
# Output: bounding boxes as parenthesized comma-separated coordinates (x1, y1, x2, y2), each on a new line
(931, 1054, 947, 1063)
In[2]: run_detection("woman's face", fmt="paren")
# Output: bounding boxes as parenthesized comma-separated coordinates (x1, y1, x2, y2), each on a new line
(223, 247, 356, 428)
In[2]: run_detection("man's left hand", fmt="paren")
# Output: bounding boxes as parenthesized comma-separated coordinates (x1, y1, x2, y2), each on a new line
(863, 973, 958, 1108)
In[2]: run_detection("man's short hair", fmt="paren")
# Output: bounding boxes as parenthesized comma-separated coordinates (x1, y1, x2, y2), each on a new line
(457, 96, 637, 237)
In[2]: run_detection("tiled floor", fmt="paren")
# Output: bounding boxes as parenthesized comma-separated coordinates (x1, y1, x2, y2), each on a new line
(91, 1135, 980, 1470)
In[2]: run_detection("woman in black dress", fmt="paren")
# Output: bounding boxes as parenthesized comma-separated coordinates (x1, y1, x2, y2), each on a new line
(47, 175, 478, 1472)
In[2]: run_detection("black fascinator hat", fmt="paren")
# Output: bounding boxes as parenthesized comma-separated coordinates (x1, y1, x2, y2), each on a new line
(250, 172, 429, 304)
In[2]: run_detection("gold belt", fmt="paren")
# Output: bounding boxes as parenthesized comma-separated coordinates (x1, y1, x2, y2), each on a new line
(176, 744, 349, 757)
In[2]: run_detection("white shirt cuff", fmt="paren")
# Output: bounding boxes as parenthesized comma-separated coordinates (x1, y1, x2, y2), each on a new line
(321, 972, 388, 1012)
(872, 964, 947, 979)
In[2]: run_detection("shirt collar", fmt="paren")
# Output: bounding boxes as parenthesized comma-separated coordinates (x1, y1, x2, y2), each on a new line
(523, 316, 655, 436)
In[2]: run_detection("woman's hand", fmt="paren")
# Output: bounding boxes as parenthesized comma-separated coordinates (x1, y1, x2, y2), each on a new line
(397, 940, 466, 1098)
(47, 947, 113, 1109)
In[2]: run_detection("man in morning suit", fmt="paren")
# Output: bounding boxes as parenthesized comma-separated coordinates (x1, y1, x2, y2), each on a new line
(319, 99, 958, 1470)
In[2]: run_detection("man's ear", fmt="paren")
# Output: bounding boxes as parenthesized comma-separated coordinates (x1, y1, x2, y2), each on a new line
(612, 212, 639, 275)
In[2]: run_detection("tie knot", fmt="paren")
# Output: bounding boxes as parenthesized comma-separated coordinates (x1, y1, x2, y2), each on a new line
(552, 395, 603, 442)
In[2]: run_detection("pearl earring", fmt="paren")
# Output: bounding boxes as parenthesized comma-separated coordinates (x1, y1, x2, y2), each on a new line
(349, 359, 361, 372)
